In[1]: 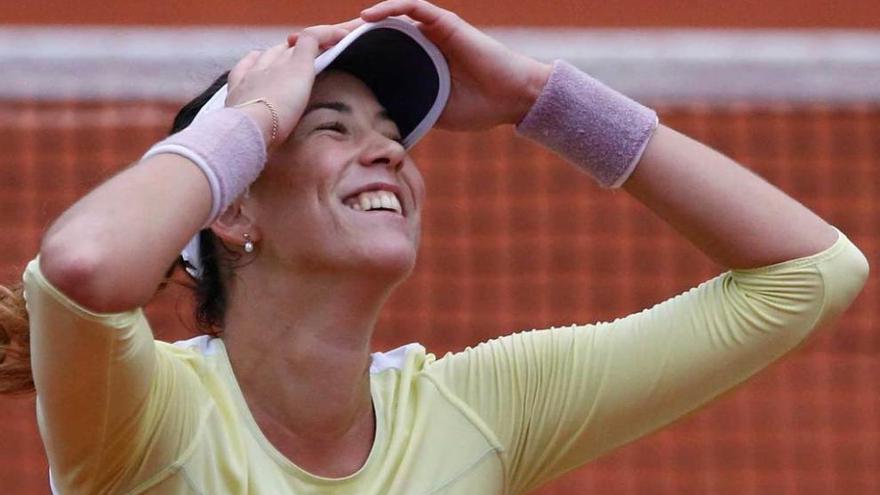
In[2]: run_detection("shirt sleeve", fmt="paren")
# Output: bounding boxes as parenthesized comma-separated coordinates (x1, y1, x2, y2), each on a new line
(425, 231, 869, 494)
(23, 257, 207, 494)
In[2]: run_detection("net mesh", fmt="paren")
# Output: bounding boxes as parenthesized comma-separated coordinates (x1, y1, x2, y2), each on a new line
(0, 99, 877, 494)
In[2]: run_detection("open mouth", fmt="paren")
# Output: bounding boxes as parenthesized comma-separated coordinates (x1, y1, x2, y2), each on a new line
(342, 189, 404, 216)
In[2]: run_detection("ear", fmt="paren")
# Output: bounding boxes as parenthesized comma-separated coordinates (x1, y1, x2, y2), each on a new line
(210, 192, 261, 250)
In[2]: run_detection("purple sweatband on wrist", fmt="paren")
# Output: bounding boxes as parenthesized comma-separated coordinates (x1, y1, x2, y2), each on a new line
(516, 60, 659, 188)
(142, 107, 267, 226)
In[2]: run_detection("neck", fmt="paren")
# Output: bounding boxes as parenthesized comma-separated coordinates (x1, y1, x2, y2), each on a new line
(221, 260, 397, 453)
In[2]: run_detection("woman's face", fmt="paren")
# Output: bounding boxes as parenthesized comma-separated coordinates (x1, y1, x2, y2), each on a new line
(248, 71, 425, 281)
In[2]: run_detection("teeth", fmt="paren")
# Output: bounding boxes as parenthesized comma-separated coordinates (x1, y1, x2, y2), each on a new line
(345, 190, 403, 215)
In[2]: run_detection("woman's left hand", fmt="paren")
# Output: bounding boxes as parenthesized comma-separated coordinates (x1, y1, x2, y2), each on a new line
(360, 0, 553, 131)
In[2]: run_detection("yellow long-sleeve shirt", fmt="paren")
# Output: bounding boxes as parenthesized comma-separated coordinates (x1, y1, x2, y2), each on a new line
(24, 231, 868, 494)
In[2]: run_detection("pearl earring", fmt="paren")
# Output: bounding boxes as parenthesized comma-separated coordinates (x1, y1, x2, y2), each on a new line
(243, 233, 255, 253)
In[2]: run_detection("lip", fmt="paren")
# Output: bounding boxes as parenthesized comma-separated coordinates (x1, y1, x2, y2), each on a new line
(341, 182, 407, 216)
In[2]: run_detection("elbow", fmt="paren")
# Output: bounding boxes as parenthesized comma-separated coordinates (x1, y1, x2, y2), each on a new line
(732, 235, 870, 341)
(39, 235, 144, 314)
(849, 247, 870, 289)
(808, 238, 870, 331)
(822, 242, 870, 324)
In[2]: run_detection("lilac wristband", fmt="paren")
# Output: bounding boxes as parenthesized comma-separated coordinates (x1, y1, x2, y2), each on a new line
(516, 60, 659, 188)
(142, 107, 267, 225)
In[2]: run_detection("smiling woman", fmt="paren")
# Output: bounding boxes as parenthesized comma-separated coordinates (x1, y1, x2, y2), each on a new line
(236, 70, 424, 287)
(0, 0, 871, 494)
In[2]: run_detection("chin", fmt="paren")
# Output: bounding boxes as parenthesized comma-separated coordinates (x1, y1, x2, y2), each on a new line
(350, 241, 418, 283)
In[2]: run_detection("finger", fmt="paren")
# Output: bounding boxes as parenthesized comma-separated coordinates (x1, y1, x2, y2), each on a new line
(360, 0, 447, 25)
(289, 25, 350, 53)
(228, 50, 261, 87)
(287, 33, 320, 73)
(288, 22, 357, 48)
(254, 42, 289, 69)
(333, 17, 366, 32)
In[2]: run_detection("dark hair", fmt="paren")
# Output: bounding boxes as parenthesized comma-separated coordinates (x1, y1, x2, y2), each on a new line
(0, 284, 30, 394)
(0, 72, 237, 394)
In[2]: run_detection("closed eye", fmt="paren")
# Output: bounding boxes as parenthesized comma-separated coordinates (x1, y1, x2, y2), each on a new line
(314, 121, 403, 145)
(315, 121, 348, 135)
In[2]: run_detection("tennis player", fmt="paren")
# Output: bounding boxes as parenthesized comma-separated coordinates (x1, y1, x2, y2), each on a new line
(0, 1, 869, 493)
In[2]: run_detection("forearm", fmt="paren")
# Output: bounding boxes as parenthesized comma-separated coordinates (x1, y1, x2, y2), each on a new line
(40, 154, 211, 313)
(516, 61, 837, 269)
(623, 125, 837, 269)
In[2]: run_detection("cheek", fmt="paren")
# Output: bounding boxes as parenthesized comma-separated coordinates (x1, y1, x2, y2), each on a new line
(257, 158, 300, 196)
(250, 166, 323, 241)
(262, 153, 333, 203)
(402, 164, 426, 206)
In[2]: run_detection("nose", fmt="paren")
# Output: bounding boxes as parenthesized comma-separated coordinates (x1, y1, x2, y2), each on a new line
(359, 133, 406, 172)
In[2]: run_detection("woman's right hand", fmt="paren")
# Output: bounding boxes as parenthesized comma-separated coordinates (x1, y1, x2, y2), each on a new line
(360, 0, 552, 131)
(224, 26, 352, 149)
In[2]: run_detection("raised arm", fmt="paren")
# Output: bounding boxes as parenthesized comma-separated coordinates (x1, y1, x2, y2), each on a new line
(38, 31, 345, 313)
(38, 152, 212, 311)
(363, 0, 836, 268)
(624, 124, 836, 267)
(27, 28, 353, 491)
(363, 1, 867, 491)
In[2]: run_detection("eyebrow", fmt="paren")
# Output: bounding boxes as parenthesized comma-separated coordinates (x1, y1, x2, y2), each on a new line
(302, 101, 395, 124)
(303, 101, 351, 117)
